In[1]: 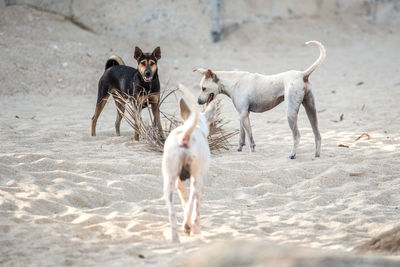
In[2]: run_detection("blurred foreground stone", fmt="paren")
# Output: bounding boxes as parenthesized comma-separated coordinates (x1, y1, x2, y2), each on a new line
(178, 240, 400, 267)
(355, 225, 400, 255)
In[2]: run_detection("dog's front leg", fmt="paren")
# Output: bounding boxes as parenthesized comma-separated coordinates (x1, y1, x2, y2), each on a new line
(240, 111, 256, 152)
(132, 102, 142, 141)
(151, 102, 165, 141)
(164, 176, 180, 243)
(133, 118, 140, 141)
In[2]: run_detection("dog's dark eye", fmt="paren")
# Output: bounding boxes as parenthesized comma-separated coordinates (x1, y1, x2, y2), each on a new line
(141, 62, 146, 66)
(150, 62, 154, 66)
(202, 87, 206, 91)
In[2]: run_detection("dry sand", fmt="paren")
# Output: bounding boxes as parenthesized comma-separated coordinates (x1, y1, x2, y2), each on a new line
(1, 2, 400, 266)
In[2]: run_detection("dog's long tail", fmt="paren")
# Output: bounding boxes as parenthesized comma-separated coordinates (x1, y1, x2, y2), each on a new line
(302, 41, 326, 81)
(105, 55, 126, 70)
(179, 84, 199, 148)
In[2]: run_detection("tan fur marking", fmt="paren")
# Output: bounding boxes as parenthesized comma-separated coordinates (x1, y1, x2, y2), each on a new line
(138, 60, 147, 76)
(138, 59, 157, 76)
(150, 62, 157, 73)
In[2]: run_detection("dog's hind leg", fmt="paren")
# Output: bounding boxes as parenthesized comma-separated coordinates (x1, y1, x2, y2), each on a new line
(190, 177, 204, 235)
(113, 97, 125, 136)
(240, 111, 256, 152)
(164, 175, 180, 243)
(176, 178, 188, 210)
(302, 87, 321, 157)
(91, 95, 109, 136)
(237, 121, 246, 151)
(285, 86, 304, 159)
(182, 177, 199, 235)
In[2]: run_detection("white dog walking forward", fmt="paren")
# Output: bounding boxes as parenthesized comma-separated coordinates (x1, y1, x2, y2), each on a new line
(162, 85, 216, 243)
(195, 41, 326, 159)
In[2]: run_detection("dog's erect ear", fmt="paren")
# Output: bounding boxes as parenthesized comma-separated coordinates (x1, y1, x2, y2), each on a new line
(193, 68, 207, 74)
(205, 69, 218, 81)
(193, 68, 218, 81)
(179, 98, 191, 121)
(134, 46, 143, 60)
(203, 101, 217, 122)
(152, 47, 161, 60)
(205, 69, 214, 78)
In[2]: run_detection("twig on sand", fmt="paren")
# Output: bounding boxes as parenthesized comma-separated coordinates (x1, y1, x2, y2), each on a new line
(355, 133, 371, 142)
(331, 113, 344, 123)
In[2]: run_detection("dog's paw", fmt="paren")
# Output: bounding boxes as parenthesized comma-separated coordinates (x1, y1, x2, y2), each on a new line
(158, 132, 166, 142)
(172, 236, 180, 243)
(237, 142, 246, 152)
(288, 154, 296, 159)
(183, 224, 191, 235)
(191, 224, 201, 235)
(170, 229, 180, 243)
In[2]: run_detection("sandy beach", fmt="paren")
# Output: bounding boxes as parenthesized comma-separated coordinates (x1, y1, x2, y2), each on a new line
(1, 1, 400, 266)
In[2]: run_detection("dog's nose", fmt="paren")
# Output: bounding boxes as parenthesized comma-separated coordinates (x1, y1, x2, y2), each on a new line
(144, 70, 151, 77)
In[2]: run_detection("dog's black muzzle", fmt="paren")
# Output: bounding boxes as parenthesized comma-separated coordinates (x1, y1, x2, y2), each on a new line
(143, 70, 153, 82)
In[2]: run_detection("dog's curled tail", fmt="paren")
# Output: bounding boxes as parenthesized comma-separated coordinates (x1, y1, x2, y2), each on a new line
(105, 55, 126, 70)
(302, 41, 326, 81)
(179, 84, 199, 148)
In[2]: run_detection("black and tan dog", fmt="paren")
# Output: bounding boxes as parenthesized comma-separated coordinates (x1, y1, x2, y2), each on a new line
(91, 46, 165, 140)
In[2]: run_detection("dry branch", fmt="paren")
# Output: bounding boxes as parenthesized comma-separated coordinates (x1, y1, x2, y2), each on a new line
(110, 88, 237, 153)
(355, 133, 371, 141)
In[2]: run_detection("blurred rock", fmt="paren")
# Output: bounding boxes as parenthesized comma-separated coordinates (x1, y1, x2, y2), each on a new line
(178, 240, 400, 267)
(355, 225, 400, 254)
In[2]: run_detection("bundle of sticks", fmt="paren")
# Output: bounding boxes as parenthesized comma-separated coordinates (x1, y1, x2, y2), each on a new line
(111, 88, 238, 152)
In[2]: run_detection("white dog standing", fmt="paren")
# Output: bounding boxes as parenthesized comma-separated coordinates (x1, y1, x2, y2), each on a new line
(162, 84, 216, 243)
(195, 41, 326, 159)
